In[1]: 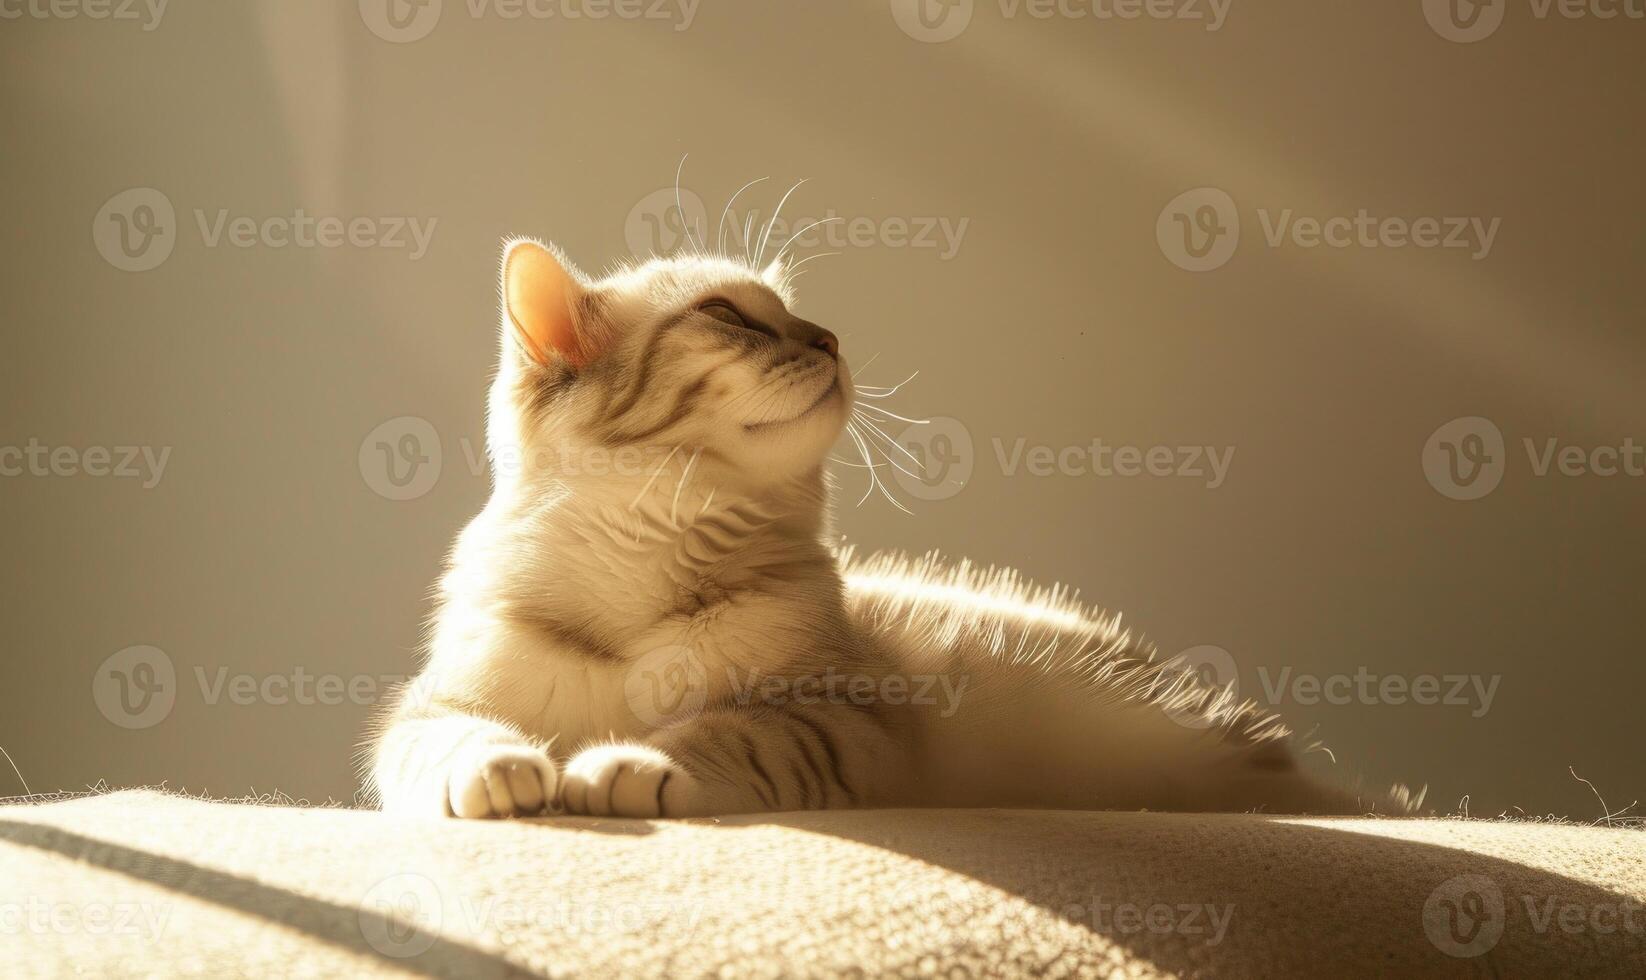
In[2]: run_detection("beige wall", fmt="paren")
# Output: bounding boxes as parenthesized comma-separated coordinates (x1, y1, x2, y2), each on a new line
(2, 0, 1641, 817)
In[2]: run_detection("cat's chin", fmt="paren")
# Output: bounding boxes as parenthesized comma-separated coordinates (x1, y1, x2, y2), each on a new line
(741, 377, 842, 435)
(718, 383, 846, 482)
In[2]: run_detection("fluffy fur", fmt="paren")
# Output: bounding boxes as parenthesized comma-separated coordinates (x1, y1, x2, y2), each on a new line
(365, 236, 1418, 820)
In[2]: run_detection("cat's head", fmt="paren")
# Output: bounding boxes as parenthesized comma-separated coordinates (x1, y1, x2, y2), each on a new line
(488, 239, 851, 493)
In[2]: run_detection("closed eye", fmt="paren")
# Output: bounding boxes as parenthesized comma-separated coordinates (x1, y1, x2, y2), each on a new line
(699, 301, 776, 339)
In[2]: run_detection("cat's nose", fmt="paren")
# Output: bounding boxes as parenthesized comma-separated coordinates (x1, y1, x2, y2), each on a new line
(812, 329, 839, 359)
(791, 320, 839, 359)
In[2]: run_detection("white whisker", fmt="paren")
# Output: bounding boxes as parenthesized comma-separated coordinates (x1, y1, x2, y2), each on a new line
(756, 178, 807, 268)
(671, 447, 701, 525)
(786, 251, 839, 274)
(847, 421, 913, 514)
(845, 424, 881, 508)
(717, 176, 768, 257)
(629, 444, 680, 511)
(854, 370, 918, 397)
(673, 154, 698, 254)
(852, 419, 926, 481)
(772, 217, 843, 266)
(854, 402, 929, 425)
(830, 455, 889, 469)
(853, 414, 925, 471)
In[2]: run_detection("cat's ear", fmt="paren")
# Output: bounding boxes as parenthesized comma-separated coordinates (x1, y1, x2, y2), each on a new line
(500, 238, 594, 367)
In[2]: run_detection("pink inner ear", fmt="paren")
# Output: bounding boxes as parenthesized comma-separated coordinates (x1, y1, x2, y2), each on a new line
(505, 242, 583, 366)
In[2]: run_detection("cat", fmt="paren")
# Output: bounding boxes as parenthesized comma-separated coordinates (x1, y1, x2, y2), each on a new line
(365, 236, 1420, 819)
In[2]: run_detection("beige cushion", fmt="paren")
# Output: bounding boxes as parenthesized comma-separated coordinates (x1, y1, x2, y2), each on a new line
(2, 790, 1642, 977)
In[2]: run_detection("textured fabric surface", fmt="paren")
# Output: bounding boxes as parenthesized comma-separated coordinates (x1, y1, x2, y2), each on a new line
(1, 790, 1642, 978)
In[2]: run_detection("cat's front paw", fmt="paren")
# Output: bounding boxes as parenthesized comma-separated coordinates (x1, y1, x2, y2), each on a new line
(447, 743, 559, 819)
(561, 743, 691, 818)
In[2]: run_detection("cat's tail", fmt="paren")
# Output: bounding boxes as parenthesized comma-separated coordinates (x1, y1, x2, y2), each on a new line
(844, 548, 1427, 817)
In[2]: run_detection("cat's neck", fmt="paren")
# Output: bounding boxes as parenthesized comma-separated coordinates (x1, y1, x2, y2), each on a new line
(485, 449, 839, 602)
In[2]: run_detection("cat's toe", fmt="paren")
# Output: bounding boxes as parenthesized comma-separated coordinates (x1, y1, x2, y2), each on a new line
(448, 743, 559, 819)
(561, 743, 687, 818)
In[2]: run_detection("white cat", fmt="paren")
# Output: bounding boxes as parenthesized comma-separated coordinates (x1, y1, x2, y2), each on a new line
(366, 238, 1418, 819)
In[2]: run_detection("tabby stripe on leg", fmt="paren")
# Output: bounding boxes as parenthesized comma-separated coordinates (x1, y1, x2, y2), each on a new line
(781, 717, 832, 809)
(783, 710, 855, 805)
(737, 733, 784, 809)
